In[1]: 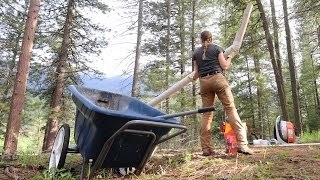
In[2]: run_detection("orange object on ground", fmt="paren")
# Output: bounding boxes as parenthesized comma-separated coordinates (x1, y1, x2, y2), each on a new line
(286, 121, 295, 143)
(221, 122, 238, 154)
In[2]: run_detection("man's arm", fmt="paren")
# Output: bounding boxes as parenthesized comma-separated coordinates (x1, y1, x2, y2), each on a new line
(218, 52, 231, 70)
(193, 60, 199, 80)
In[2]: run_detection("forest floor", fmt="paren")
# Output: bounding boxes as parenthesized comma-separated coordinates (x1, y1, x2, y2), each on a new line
(0, 144, 320, 179)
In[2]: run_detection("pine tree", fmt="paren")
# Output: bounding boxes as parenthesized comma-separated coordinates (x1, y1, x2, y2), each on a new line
(3, 0, 40, 157)
(41, 0, 110, 152)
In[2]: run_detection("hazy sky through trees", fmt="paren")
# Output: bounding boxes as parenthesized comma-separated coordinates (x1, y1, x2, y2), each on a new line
(95, 0, 297, 78)
(92, 0, 137, 77)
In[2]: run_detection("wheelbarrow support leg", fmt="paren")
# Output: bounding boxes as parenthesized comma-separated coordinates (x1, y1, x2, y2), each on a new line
(80, 158, 88, 180)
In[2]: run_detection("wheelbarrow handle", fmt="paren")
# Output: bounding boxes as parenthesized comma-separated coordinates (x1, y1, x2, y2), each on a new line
(157, 106, 215, 119)
(198, 106, 215, 113)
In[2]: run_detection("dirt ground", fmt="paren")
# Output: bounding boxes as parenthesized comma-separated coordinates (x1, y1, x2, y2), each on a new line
(0, 144, 320, 179)
(135, 145, 320, 180)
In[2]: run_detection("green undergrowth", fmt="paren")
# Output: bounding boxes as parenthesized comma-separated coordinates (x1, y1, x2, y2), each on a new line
(298, 130, 320, 143)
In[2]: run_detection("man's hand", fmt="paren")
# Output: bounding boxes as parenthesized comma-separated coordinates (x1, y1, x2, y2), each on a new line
(193, 71, 199, 80)
(224, 51, 235, 59)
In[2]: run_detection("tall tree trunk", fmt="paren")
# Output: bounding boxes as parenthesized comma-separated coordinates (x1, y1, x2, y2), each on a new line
(43, 0, 74, 152)
(270, 0, 290, 122)
(317, 26, 320, 113)
(301, 88, 310, 125)
(317, 27, 320, 113)
(191, 0, 197, 139)
(311, 54, 320, 114)
(282, 0, 303, 135)
(191, 0, 196, 105)
(165, 0, 171, 113)
(266, 105, 271, 137)
(3, 0, 40, 157)
(245, 56, 255, 131)
(178, 0, 187, 144)
(178, 0, 186, 112)
(256, 0, 288, 128)
(253, 55, 263, 138)
(131, 0, 144, 97)
(317, 26, 320, 47)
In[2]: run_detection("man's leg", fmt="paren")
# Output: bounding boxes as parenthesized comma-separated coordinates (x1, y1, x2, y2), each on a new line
(200, 92, 214, 156)
(215, 78, 253, 155)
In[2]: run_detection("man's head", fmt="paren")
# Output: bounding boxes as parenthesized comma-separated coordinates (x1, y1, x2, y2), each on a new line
(200, 30, 212, 60)
(200, 30, 212, 44)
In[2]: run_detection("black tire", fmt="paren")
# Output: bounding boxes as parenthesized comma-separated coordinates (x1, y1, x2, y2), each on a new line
(49, 123, 70, 169)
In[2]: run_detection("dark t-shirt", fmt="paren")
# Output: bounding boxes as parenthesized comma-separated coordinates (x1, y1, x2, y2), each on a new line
(192, 44, 224, 76)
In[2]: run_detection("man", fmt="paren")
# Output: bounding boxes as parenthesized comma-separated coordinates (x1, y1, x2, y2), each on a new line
(193, 30, 254, 156)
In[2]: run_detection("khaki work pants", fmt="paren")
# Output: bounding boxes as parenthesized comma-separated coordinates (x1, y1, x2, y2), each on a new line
(199, 73, 248, 152)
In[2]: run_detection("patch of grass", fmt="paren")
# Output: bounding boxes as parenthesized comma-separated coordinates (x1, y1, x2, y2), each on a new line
(202, 157, 224, 166)
(277, 150, 289, 159)
(31, 168, 77, 180)
(140, 174, 162, 180)
(252, 164, 274, 179)
(182, 151, 192, 162)
(167, 157, 180, 167)
(298, 131, 320, 143)
(298, 168, 312, 180)
(238, 154, 251, 164)
(182, 166, 196, 173)
(18, 136, 44, 154)
(313, 153, 320, 158)
(241, 171, 253, 179)
(308, 145, 315, 151)
(166, 152, 192, 168)
(17, 153, 48, 165)
(63, 153, 83, 168)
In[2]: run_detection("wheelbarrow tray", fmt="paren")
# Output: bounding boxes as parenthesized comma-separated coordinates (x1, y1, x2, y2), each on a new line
(68, 85, 184, 169)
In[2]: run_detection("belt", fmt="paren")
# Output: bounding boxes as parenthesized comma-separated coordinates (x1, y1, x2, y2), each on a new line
(200, 71, 221, 78)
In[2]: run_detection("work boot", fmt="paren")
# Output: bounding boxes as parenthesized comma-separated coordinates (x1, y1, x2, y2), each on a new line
(237, 145, 254, 155)
(202, 149, 214, 156)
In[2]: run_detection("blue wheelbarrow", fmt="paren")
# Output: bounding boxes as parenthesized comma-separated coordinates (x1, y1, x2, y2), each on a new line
(48, 85, 214, 179)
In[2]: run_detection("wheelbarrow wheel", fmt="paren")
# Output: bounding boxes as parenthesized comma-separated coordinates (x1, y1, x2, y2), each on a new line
(49, 123, 70, 170)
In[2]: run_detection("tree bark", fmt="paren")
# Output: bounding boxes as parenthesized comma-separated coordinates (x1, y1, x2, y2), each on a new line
(178, 0, 186, 112)
(282, 0, 303, 135)
(43, 0, 74, 152)
(311, 54, 320, 114)
(245, 56, 255, 132)
(178, 0, 187, 144)
(317, 26, 320, 47)
(270, 0, 290, 122)
(253, 55, 263, 138)
(165, 0, 171, 113)
(191, 0, 197, 138)
(311, 25, 320, 115)
(3, 0, 40, 156)
(131, 0, 144, 97)
(191, 0, 196, 104)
